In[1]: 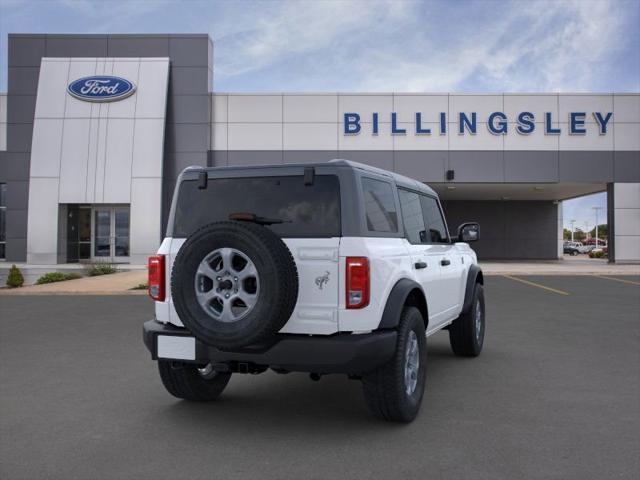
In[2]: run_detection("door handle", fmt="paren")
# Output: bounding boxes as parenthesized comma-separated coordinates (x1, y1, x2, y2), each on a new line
(414, 261, 427, 269)
(440, 259, 451, 266)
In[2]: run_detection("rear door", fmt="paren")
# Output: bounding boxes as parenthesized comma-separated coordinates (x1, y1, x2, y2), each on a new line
(397, 189, 443, 328)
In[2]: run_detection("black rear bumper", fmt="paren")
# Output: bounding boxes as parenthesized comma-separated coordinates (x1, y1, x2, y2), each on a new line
(143, 319, 397, 375)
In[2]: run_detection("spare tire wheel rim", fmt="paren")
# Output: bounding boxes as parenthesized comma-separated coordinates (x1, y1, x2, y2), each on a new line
(194, 247, 260, 323)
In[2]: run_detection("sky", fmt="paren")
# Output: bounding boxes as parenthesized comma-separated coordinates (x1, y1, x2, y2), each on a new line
(1, 0, 638, 227)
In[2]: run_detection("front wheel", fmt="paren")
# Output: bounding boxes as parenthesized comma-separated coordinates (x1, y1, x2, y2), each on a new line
(449, 283, 485, 357)
(158, 361, 231, 401)
(362, 306, 427, 422)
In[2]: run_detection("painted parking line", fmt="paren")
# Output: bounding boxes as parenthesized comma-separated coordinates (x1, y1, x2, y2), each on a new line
(592, 275, 640, 286)
(501, 275, 571, 296)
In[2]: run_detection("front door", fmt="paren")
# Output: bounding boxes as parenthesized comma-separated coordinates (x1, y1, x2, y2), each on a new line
(92, 206, 130, 263)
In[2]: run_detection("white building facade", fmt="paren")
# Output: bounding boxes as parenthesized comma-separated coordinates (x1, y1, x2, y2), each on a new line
(0, 34, 638, 264)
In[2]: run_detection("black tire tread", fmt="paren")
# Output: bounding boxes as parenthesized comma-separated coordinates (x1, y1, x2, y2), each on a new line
(449, 283, 484, 357)
(158, 361, 231, 401)
(171, 221, 299, 349)
(362, 307, 426, 422)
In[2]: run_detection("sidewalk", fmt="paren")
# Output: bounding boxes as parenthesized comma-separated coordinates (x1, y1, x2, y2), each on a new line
(0, 270, 148, 295)
(481, 257, 640, 276)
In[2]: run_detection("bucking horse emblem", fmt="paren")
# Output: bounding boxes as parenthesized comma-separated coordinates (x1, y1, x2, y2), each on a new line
(315, 271, 330, 290)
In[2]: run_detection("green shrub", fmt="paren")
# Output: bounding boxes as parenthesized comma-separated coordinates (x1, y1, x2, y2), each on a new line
(85, 263, 118, 276)
(36, 272, 82, 284)
(589, 250, 606, 259)
(6, 265, 25, 288)
(131, 282, 148, 290)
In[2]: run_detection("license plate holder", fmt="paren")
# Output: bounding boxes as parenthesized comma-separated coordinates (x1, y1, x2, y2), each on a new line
(157, 335, 196, 360)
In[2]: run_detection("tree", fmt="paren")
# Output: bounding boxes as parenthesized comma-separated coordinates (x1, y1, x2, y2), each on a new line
(571, 228, 586, 242)
(589, 224, 607, 239)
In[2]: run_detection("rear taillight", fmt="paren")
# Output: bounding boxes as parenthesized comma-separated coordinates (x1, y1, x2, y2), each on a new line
(346, 257, 370, 309)
(148, 255, 165, 301)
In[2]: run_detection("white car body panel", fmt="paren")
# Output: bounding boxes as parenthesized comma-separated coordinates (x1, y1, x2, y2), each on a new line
(156, 235, 476, 336)
(157, 237, 341, 334)
(337, 237, 413, 332)
(278, 238, 340, 334)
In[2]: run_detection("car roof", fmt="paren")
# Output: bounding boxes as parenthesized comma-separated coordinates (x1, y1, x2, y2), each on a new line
(186, 159, 437, 197)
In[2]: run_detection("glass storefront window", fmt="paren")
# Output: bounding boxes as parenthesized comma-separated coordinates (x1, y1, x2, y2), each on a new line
(91, 207, 130, 260)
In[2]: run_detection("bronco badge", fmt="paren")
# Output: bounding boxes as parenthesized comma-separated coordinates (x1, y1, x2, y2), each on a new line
(315, 271, 330, 290)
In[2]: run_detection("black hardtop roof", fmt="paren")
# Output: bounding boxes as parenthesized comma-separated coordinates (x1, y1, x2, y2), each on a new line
(183, 159, 437, 197)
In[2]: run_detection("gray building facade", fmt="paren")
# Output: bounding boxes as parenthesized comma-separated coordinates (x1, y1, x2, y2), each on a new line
(0, 34, 638, 264)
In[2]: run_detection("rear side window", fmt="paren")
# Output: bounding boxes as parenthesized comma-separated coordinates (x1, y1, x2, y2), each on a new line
(398, 189, 426, 244)
(361, 177, 398, 233)
(420, 195, 449, 243)
(173, 175, 340, 238)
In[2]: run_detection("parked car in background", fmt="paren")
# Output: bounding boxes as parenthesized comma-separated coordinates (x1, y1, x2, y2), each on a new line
(584, 238, 607, 246)
(564, 244, 580, 256)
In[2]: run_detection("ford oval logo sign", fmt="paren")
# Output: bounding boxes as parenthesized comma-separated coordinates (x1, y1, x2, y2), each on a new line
(67, 76, 136, 102)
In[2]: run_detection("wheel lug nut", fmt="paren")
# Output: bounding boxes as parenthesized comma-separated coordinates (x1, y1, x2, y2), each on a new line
(234, 277, 238, 281)
(216, 276, 221, 281)
(225, 294, 230, 299)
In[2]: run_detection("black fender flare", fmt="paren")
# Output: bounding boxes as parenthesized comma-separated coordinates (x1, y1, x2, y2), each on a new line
(461, 264, 484, 314)
(377, 278, 428, 330)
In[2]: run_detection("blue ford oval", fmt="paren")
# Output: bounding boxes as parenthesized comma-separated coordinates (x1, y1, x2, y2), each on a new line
(67, 76, 136, 102)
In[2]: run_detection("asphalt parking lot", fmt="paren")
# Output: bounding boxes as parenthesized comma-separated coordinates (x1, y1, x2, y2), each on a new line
(1, 275, 639, 480)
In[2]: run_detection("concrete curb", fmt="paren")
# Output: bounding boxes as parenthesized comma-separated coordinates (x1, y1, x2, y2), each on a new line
(0, 270, 147, 296)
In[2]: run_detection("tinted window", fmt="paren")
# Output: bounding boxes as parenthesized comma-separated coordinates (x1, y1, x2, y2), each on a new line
(398, 189, 427, 244)
(173, 175, 340, 238)
(420, 195, 449, 243)
(362, 178, 398, 233)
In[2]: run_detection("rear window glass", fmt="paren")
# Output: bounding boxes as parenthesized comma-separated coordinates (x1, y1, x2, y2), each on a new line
(361, 177, 398, 233)
(172, 175, 341, 238)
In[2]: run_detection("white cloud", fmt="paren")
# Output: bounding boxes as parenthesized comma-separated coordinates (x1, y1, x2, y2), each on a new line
(212, 0, 636, 92)
(0, 0, 635, 92)
(213, 0, 412, 79)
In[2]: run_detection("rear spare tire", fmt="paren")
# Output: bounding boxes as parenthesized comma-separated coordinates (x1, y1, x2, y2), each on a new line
(172, 221, 298, 349)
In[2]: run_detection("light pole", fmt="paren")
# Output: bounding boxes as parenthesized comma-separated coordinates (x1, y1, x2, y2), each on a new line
(592, 206, 603, 248)
(584, 221, 591, 242)
(570, 219, 576, 242)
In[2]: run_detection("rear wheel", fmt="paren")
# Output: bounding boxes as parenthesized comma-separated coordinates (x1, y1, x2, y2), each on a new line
(362, 307, 427, 422)
(449, 283, 485, 357)
(158, 361, 231, 401)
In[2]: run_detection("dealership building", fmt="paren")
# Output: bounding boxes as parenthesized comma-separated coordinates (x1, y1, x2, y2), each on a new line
(0, 33, 638, 265)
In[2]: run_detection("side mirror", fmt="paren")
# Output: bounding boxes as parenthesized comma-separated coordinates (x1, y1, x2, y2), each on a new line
(457, 222, 480, 242)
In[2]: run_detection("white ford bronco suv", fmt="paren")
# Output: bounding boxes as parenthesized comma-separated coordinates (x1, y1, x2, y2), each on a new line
(143, 160, 484, 422)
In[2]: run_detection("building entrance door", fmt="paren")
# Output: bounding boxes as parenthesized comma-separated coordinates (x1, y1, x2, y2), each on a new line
(92, 206, 130, 263)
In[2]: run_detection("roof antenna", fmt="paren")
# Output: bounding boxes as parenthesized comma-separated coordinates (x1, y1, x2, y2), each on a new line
(304, 166, 315, 186)
(198, 171, 208, 189)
